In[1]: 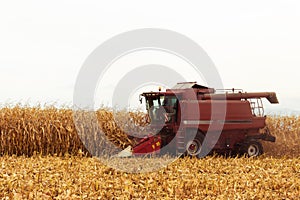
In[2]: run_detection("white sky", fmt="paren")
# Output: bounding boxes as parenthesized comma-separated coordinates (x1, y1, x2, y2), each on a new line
(0, 0, 300, 112)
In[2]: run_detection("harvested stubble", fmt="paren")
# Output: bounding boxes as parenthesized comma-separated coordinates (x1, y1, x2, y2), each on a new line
(0, 155, 299, 199)
(0, 105, 299, 157)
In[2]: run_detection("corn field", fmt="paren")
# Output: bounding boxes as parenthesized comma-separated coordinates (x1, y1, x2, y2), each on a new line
(264, 116, 300, 157)
(0, 106, 299, 157)
(0, 106, 300, 199)
(0, 106, 148, 157)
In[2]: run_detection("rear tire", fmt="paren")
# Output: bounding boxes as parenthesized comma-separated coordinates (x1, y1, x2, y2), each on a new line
(241, 140, 263, 157)
(185, 132, 204, 157)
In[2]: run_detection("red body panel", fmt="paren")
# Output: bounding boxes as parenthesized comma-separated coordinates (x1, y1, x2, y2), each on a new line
(181, 100, 264, 131)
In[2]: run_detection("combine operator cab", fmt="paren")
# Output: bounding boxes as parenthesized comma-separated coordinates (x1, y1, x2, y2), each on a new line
(142, 93, 178, 124)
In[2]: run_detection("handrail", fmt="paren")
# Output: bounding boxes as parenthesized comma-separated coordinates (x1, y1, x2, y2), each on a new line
(215, 88, 244, 93)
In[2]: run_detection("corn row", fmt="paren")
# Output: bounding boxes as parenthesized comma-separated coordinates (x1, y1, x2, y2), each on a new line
(0, 106, 146, 156)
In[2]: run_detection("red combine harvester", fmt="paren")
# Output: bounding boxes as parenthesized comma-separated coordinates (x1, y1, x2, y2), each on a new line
(118, 82, 278, 157)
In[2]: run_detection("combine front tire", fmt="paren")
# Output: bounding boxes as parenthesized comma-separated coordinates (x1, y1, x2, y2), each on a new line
(241, 140, 263, 157)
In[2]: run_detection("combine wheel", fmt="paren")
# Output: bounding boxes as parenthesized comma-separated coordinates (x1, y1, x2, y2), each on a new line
(241, 140, 263, 157)
(185, 133, 204, 157)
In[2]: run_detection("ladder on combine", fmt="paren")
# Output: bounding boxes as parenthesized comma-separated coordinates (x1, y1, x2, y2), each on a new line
(176, 130, 186, 155)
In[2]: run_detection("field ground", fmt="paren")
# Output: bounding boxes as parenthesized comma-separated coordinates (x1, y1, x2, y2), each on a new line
(1, 155, 300, 199)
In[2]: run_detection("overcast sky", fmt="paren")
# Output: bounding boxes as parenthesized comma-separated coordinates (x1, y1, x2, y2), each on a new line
(0, 1, 299, 113)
